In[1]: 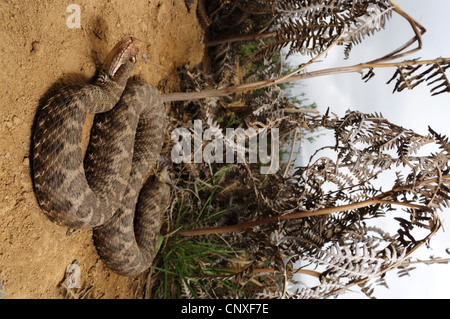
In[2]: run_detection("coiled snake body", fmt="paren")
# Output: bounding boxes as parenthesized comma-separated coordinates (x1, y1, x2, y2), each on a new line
(32, 37, 169, 276)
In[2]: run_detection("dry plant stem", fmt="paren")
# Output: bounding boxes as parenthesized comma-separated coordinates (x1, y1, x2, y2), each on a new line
(161, 58, 450, 103)
(215, 266, 321, 278)
(376, 174, 450, 200)
(284, 108, 319, 113)
(176, 199, 427, 236)
(286, 58, 450, 83)
(400, 257, 450, 266)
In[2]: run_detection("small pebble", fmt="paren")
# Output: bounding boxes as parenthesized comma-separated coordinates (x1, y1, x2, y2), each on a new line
(30, 41, 43, 57)
(12, 116, 22, 125)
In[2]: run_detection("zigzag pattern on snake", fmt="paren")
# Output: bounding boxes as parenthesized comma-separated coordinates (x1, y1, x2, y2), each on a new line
(32, 37, 169, 276)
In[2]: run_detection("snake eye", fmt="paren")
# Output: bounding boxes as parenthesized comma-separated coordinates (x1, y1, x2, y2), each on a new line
(129, 56, 136, 63)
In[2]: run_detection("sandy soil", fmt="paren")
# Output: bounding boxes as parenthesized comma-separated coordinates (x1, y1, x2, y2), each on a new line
(0, 0, 204, 298)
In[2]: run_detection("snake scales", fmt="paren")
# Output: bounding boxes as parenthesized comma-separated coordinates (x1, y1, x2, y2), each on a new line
(32, 37, 169, 276)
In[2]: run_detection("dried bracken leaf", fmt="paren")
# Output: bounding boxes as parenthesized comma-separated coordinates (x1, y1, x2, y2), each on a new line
(387, 61, 450, 96)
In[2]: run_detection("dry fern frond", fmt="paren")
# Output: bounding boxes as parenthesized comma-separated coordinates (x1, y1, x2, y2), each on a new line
(387, 60, 450, 96)
(248, 14, 344, 62)
(304, 243, 406, 281)
(340, 3, 393, 45)
(275, 0, 340, 20)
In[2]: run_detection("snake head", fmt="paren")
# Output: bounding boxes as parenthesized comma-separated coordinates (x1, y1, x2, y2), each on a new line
(98, 37, 143, 85)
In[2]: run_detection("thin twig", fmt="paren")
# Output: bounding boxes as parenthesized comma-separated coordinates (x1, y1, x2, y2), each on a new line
(283, 128, 298, 178)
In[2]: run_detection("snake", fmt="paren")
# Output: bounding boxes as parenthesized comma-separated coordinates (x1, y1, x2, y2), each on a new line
(32, 37, 170, 277)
